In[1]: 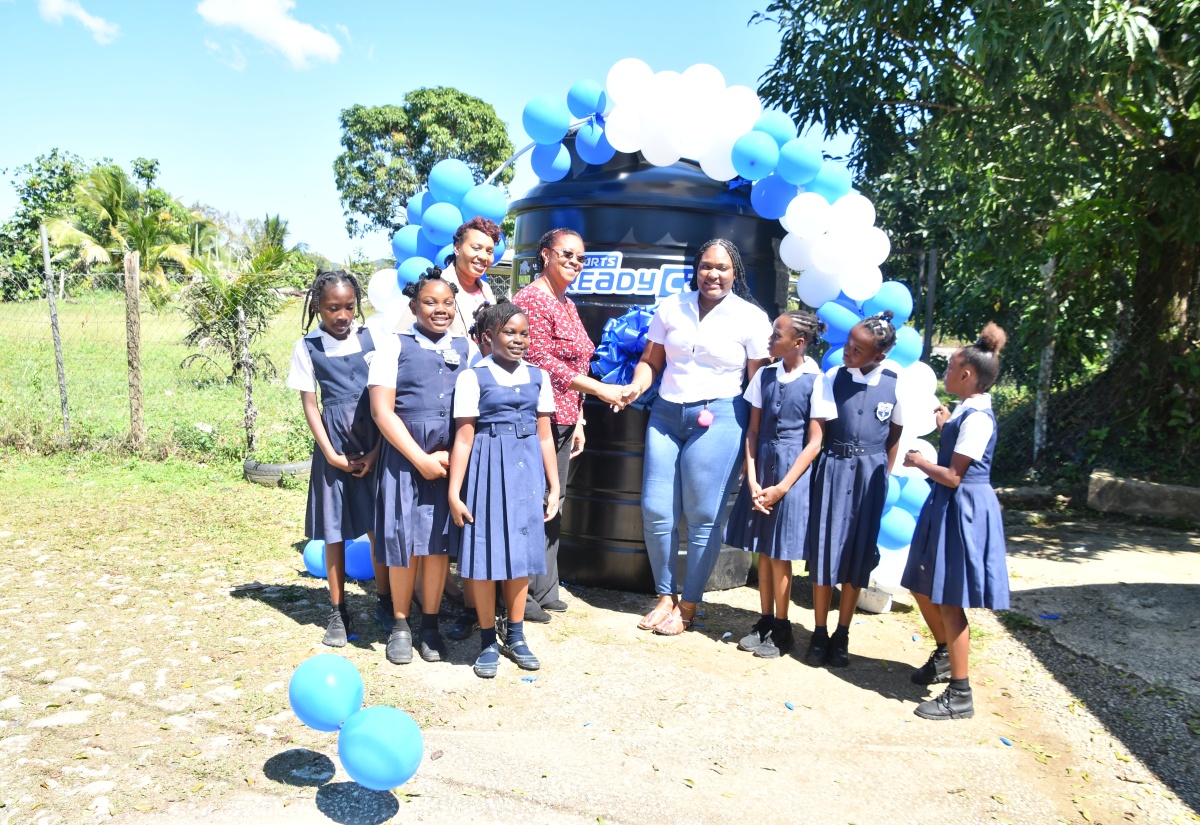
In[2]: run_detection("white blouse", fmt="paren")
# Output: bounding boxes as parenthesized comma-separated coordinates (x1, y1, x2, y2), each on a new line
(452, 357, 556, 418)
(647, 291, 772, 403)
(286, 322, 366, 393)
(946, 394, 995, 461)
(744, 358, 839, 421)
(366, 328, 480, 389)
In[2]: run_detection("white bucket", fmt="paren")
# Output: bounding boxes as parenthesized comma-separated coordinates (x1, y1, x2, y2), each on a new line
(857, 585, 893, 614)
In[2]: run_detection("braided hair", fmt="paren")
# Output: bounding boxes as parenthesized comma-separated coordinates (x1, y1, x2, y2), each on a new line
(468, 298, 502, 345)
(959, 322, 1008, 391)
(782, 310, 824, 345)
(536, 227, 583, 272)
(487, 299, 527, 336)
(402, 266, 458, 301)
(855, 310, 898, 355)
(688, 238, 759, 307)
(301, 269, 364, 332)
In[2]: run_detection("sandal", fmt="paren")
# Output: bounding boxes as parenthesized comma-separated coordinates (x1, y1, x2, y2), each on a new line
(637, 608, 673, 631)
(654, 602, 698, 637)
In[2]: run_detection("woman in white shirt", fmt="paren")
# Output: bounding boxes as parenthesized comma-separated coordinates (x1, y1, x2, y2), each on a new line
(623, 239, 773, 635)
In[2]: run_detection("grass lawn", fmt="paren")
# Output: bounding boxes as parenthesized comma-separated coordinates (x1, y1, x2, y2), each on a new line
(0, 292, 310, 463)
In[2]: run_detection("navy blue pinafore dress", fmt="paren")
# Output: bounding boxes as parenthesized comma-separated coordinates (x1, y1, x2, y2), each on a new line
(725, 368, 819, 561)
(375, 334, 470, 567)
(455, 363, 548, 581)
(901, 407, 1010, 609)
(805, 366, 899, 588)
(304, 327, 378, 545)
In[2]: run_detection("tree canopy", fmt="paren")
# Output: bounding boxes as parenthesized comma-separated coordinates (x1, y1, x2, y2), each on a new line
(333, 86, 515, 238)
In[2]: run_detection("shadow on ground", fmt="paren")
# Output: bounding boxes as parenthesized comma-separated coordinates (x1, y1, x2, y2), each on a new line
(260, 748, 399, 825)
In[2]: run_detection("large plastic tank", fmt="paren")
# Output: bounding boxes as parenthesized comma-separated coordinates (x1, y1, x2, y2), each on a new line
(509, 135, 789, 593)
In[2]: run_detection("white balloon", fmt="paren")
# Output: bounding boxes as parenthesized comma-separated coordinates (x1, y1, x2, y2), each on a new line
(795, 266, 841, 308)
(721, 85, 763, 136)
(830, 192, 876, 230)
(603, 105, 645, 153)
(682, 63, 726, 100)
(840, 263, 883, 302)
(880, 358, 904, 374)
(364, 310, 402, 339)
(908, 437, 938, 464)
(860, 226, 892, 266)
(900, 360, 939, 398)
(641, 129, 682, 167)
(367, 268, 401, 314)
(900, 392, 939, 437)
(810, 231, 851, 275)
(779, 212, 792, 232)
(872, 548, 910, 595)
(779, 233, 814, 271)
(606, 57, 654, 106)
(698, 137, 738, 181)
(784, 192, 832, 239)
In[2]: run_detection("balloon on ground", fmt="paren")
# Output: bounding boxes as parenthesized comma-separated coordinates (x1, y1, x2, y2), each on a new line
(289, 654, 364, 733)
(302, 539, 326, 578)
(338, 705, 424, 791)
(345, 536, 375, 581)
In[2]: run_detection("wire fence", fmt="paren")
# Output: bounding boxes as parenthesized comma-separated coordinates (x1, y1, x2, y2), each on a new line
(1, 266, 1188, 493)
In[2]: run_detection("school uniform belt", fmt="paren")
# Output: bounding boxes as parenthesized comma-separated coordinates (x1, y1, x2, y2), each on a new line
(319, 392, 364, 406)
(825, 441, 886, 457)
(481, 422, 537, 437)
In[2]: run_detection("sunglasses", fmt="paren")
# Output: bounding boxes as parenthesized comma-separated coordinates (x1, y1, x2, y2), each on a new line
(554, 248, 587, 264)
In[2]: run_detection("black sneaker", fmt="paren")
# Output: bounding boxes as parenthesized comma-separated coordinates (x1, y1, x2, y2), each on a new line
(914, 686, 975, 720)
(737, 616, 772, 653)
(446, 613, 478, 641)
(756, 620, 794, 659)
(322, 606, 350, 648)
(419, 628, 448, 663)
(911, 649, 951, 686)
(828, 631, 850, 668)
(385, 627, 413, 664)
(374, 596, 395, 634)
(804, 632, 829, 667)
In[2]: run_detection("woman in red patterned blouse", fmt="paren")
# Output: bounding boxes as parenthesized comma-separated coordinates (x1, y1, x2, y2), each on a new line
(513, 228, 628, 622)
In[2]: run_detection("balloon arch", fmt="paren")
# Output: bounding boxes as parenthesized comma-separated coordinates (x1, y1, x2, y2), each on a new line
(366, 57, 940, 597)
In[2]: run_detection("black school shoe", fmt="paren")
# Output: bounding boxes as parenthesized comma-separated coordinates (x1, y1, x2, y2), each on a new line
(524, 603, 552, 623)
(385, 627, 413, 664)
(755, 620, 794, 659)
(804, 631, 830, 667)
(322, 606, 350, 648)
(914, 686, 975, 720)
(911, 649, 951, 686)
(542, 600, 568, 612)
(738, 616, 772, 653)
(827, 631, 850, 668)
(419, 627, 448, 663)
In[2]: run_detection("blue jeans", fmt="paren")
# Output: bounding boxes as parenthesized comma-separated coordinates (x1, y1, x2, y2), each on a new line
(641, 395, 748, 603)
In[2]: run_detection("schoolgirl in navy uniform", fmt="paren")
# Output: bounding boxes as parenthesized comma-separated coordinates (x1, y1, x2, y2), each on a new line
(286, 270, 391, 647)
(727, 310, 836, 658)
(369, 270, 476, 666)
(901, 323, 1010, 720)
(804, 311, 904, 668)
(448, 303, 561, 678)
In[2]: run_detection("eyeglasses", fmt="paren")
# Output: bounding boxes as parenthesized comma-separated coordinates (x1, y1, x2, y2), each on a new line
(554, 249, 587, 264)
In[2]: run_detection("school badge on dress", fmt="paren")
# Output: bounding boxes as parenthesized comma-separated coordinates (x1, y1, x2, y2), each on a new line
(362, 350, 376, 366)
(875, 402, 894, 422)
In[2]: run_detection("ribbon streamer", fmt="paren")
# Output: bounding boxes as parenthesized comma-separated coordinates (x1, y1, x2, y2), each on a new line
(592, 304, 660, 410)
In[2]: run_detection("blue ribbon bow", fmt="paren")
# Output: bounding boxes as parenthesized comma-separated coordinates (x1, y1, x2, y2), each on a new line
(592, 304, 660, 410)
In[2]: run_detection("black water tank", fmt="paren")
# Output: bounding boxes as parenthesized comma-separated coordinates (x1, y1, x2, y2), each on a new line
(509, 136, 789, 594)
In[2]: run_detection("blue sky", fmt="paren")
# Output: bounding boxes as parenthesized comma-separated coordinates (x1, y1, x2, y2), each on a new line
(0, 0, 844, 262)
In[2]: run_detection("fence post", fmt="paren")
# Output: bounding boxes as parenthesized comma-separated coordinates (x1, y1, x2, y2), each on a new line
(39, 224, 70, 439)
(123, 252, 145, 449)
(1033, 256, 1058, 462)
(922, 247, 938, 360)
(238, 306, 257, 455)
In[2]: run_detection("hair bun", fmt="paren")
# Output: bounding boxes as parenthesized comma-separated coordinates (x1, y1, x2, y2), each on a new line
(976, 322, 1008, 354)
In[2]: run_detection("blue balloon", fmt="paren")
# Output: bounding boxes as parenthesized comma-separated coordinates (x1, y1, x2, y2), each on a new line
(823, 325, 848, 347)
(415, 231, 441, 263)
(834, 292, 863, 312)
(575, 120, 616, 166)
(750, 174, 797, 220)
(822, 346, 844, 372)
(345, 536, 375, 581)
(420, 202, 462, 247)
(817, 301, 862, 336)
(885, 475, 901, 508)
(396, 256, 434, 287)
(753, 110, 798, 148)
(731, 131, 779, 181)
(338, 706, 424, 791)
(302, 539, 326, 578)
(890, 325, 924, 368)
(435, 243, 455, 268)
(492, 233, 506, 263)
(390, 225, 424, 264)
(878, 506, 917, 551)
(427, 159, 474, 207)
(531, 142, 571, 182)
(806, 160, 853, 203)
(289, 654, 364, 733)
(460, 184, 507, 225)
(898, 477, 932, 515)
(863, 281, 914, 327)
(405, 190, 432, 226)
(567, 79, 607, 119)
(777, 139, 823, 185)
(523, 94, 571, 145)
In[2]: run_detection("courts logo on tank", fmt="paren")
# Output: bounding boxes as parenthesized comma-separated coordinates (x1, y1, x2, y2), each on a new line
(546, 252, 692, 298)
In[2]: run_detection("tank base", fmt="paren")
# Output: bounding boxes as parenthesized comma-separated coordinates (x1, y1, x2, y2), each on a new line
(559, 539, 752, 596)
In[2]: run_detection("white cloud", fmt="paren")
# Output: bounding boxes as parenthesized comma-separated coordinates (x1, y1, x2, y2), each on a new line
(334, 23, 350, 43)
(38, 0, 120, 44)
(204, 38, 247, 72)
(196, 0, 340, 70)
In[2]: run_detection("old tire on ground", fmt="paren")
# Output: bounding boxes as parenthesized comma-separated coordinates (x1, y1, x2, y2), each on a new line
(243, 459, 311, 488)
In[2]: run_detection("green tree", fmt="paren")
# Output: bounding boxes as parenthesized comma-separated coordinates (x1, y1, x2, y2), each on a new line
(333, 87, 515, 237)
